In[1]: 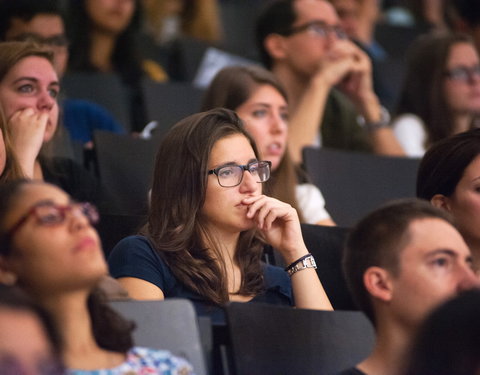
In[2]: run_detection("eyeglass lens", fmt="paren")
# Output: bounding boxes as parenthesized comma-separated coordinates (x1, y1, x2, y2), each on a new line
(217, 162, 270, 187)
(310, 23, 347, 39)
(35, 203, 99, 225)
(446, 65, 480, 82)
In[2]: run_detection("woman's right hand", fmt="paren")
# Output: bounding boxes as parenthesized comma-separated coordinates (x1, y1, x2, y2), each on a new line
(8, 108, 48, 178)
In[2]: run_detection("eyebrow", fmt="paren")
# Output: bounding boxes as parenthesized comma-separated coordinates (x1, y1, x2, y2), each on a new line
(425, 248, 473, 263)
(211, 158, 258, 170)
(12, 77, 60, 87)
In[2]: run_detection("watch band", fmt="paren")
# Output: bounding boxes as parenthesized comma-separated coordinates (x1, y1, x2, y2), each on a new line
(357, 106, 391, 131)
(286, 254, 317, 277)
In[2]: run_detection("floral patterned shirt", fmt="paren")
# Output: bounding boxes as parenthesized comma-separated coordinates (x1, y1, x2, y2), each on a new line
(68, 347, 194, 375)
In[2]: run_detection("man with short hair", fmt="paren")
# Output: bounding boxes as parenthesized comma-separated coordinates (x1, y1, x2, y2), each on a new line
(255, 0, 404, 163)
(0, 0, 124, 147)
(340, 199, 479, 375)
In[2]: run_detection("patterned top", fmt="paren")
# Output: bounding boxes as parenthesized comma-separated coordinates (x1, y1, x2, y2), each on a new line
(68, 347, 194, 375)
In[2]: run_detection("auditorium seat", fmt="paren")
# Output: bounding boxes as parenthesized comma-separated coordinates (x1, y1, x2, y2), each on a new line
(225, 303, 374, 375)
(303, 147, 420, 227)
(110, 299, 208, 375)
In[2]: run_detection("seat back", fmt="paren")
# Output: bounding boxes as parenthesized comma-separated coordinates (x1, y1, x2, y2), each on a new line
(226, 303, 374, 375)
(62, 72, 131, 131)
(97, 214, 146, 257)
(303, 147, 420, 227)
(110, 299, 208, 375)
(301, 224, 354, 310)
(93, 130, 160, 215)
(142, 79, 204, 135)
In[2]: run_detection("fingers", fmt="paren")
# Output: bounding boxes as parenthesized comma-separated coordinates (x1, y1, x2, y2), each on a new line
(9, 108, 49, 132)
(243, 195, 293, 230)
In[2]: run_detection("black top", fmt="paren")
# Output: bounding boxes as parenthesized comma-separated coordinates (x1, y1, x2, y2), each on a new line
(108, 235, 293, 324)
(337, 367, 368, 375)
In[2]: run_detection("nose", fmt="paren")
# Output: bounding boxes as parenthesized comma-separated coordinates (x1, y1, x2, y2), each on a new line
(68, 206, 90, 232)
(239, 168, 259, 193)
(457, 265, 480, 292)
(270, 113, 288, 134)
(37, 90, 55, 111)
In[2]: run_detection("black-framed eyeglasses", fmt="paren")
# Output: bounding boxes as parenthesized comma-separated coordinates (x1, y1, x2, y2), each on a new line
(445, 65, 480, 83)
(11, 33, 69, 47)
(208, 160, 272, 187)
(3, 202, 99, 243)
(281, 21, 347, 40)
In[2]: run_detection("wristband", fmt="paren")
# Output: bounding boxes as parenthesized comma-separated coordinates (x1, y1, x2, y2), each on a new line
(285, 254, 317, 277)
(357, 106, 391, 131)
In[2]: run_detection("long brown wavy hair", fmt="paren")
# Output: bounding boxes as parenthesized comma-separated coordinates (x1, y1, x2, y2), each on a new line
(144, 108, 266, 305)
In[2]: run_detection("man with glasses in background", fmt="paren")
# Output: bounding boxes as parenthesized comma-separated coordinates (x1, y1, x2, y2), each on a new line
(255, 0, 404, 164)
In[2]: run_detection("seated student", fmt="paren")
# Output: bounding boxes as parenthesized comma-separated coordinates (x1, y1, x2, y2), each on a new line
(201, 65, 335, 226)
(0, 180, 194, 374)
(140, 0, 223, 45)
(403, 288, 480, 375)
(108, 108, 333, 322)
(255, 0, 404, 164)
(0, 0, 125, 147)
(339, 199, 478, 375)
(66, 0, 168, 132)
(392, 32, 480, 157)
(0, 285, 64, 375)
(0, 41, 116, 213)
(417, 128, 480, 270)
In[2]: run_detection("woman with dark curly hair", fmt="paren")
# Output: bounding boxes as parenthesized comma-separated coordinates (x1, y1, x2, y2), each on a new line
(0, 179, 194, 374)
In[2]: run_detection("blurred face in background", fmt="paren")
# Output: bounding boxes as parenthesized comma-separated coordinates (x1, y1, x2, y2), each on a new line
(444, 42, 480, 116)
(4, 14, 68, 77)
(86, 0, 136, 35)
(0, 307, 58, 375)
(236, 84, 288, 171)
(0, 56, 59, 143)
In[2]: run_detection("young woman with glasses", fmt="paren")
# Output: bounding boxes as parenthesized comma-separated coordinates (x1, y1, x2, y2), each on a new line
(0, 179, 194, 374)
(108, 108, 333, 321)
(202, 65, 335, 226)
(392, 32, 480, 157)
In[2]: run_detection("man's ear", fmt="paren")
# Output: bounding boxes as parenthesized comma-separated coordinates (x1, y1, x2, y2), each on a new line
(431, 194, 450, 211)
(0, 256, 17, 286)
(264, 33, 288, 61)
(363, 266, 393, 302)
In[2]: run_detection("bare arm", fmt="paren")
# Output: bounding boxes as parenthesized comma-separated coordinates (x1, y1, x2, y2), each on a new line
(116, 277, 165, 300)
(243, 195, 333, 310)
(336, 42, 405, 156)
(8, 108, 48, 178)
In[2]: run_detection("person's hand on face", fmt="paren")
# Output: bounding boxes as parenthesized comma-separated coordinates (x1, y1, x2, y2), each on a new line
(8, 107, 49, 174)
(242, 194, 306, 262)
(313, 39, 374, 102)
(335, 40, 374, 104)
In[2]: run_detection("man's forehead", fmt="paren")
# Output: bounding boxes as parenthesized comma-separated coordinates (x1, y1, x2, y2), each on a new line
(6, 14, 64, 38)
(293, 0, 339, 24)
(401, 218, 470, 259)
